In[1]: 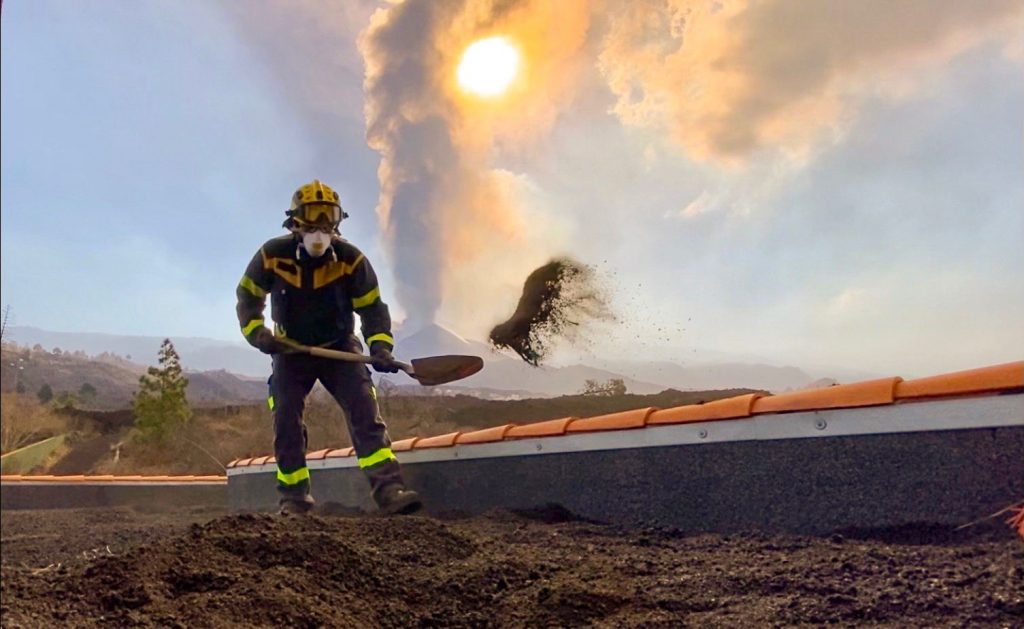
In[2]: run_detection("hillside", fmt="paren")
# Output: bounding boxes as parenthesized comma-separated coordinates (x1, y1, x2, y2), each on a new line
(0, 343, 266, 410)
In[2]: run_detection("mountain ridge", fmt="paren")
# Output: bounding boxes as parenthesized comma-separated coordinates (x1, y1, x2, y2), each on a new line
(5, 324, 831, 397)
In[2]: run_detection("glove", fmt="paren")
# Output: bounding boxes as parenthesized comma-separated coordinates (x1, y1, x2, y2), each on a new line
(370, 346, 401, 373)
(251, 327, 287, 355)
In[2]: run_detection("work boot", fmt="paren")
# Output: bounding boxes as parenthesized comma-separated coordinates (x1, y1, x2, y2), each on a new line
(374, 484, 423, 515)
(279, 494, 315, 516)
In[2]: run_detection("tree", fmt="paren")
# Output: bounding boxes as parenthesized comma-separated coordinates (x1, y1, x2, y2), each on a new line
(37, 383, 53, 404)
(52, 391, 79, 410)
(79, 382, 97, 400)
(133, 339, 191, 442)
(580, 378, 628, 397)
(15, 381, 26, 394)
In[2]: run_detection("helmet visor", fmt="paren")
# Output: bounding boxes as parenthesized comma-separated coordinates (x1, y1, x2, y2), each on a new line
(297, 203, 341, 226)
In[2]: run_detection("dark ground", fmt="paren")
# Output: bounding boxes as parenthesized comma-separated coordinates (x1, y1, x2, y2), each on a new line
(2, 506, 1021, 628)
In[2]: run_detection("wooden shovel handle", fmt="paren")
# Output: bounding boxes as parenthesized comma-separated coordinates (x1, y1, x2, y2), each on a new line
(285, 341, 415, 376)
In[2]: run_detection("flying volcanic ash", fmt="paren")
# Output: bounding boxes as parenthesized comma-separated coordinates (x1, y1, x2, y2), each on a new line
(489, 258, 613, 366)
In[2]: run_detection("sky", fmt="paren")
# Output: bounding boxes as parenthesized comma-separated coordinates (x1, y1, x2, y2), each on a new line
(1, 0, 1022, 377)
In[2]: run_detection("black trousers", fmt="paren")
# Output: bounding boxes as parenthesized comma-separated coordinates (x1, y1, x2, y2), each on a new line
(269, 349, 403, 503)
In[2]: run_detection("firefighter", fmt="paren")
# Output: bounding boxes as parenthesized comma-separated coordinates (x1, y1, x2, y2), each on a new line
(236, 179, 422, 516)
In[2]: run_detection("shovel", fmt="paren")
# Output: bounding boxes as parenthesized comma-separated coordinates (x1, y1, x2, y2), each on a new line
(278, 339, 483, 386)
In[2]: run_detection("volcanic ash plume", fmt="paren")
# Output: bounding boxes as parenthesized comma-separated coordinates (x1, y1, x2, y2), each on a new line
(489, 259, 613, 366)
(360, 0, 590, 332)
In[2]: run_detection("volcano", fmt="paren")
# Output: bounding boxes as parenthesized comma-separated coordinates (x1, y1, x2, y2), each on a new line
(394, 323, 501, 362)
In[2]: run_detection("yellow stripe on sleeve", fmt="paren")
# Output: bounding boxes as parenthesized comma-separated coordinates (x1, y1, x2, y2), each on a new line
(242, 318, 264, 337)
(239, 275, 267, 298)
(352, 287, 381, 309)
(365, 333, 394, 347)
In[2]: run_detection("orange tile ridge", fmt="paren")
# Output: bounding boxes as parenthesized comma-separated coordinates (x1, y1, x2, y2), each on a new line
(456, 424, 518, 445)
(566, 407, 657, 433)
(648, 393, 764, 425)
(222, 361, 1021, 466)
(414, 432, 462, 449)
(306, 449, 331, 460)
(895, 361, 1024, 400)
(0, 474, 226, 483)
(326, 447, 355, 458)
(505, 417, 579, 439)
(391, 437, 421, 451)
(753, 377, 902, 414)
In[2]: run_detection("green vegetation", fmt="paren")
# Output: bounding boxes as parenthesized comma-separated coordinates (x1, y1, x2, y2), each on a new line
(79, 382, 97, 401)
(52, 391, 80, 410)
(132, 339, 191, 442)
(581, 378, 627, 396)
(1, 392, 69, 455)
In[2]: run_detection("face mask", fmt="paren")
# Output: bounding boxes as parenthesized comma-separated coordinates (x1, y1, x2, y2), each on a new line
(302, 231, 332, 257)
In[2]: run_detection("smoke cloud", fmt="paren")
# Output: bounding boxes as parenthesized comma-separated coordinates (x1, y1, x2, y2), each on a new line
(359, 0, 590, 332)
(597, 0, 1022, 162)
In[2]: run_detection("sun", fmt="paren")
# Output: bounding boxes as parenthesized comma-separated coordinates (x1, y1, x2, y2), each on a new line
(456, 37, 520, 97)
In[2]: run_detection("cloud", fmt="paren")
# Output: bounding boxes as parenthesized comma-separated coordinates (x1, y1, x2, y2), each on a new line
(824, 287, 870, 319)
(670, 190, 721, 219)
(597, 0, 1023, 163)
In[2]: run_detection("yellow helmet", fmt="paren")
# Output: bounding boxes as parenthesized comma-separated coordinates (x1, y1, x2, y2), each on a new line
(284, 179, 348, 229)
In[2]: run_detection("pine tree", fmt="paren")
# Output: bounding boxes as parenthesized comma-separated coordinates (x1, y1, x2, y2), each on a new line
(133, 339, 191, 442)
(37, 383, 53, 404)
(79, 382, 97, 400)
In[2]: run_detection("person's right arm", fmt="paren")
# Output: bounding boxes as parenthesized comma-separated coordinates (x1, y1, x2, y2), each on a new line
(236, 248, 280, 353)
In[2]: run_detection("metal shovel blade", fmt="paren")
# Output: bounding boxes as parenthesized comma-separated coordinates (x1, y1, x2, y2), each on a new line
(408, 355, 484, 386)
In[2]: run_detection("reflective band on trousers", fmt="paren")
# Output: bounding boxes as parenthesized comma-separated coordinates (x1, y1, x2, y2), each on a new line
(267, 396, 275, 410)
(277, 466, 310, 486)
(358, 447, 397, 469)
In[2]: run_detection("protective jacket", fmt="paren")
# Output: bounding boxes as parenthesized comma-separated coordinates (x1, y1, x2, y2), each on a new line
(236, 234, 394, 351)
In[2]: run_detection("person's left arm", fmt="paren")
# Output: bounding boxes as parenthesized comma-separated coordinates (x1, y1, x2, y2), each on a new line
(349, 254, 394, 355)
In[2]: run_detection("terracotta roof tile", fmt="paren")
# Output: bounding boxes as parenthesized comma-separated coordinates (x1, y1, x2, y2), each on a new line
(391, 437, 420, 451)
(414, 432, 461, 449)
(456, 424, 517, 444)
(896, 361, 1024, 399)
(566, 408, 656, 432)
(649, 393, 764, 425)
(505, 417, 579, 439)
(753, 377, 902, 414)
